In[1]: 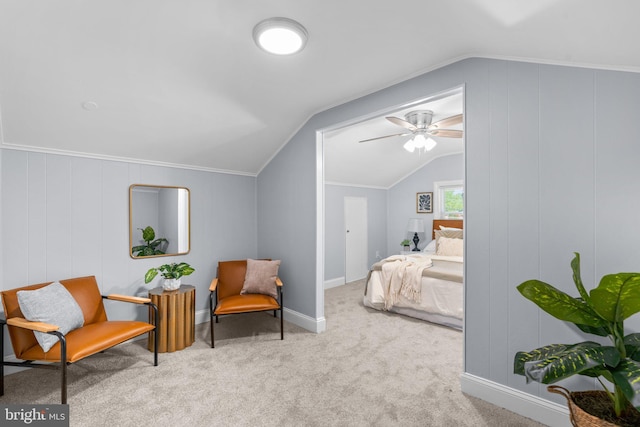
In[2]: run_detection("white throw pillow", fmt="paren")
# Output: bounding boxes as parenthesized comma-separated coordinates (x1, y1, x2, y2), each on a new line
(436, 237, 464, 257)
(17, 282, 85, 352)
(439, 225, 462, 231)
(424, 239, 436, 252)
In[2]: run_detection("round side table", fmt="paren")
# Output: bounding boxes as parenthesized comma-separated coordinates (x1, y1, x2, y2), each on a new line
(148, 284, 195, 353)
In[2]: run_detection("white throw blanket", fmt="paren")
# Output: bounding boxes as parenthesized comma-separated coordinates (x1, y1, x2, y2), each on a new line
(379, 255, 432, 310)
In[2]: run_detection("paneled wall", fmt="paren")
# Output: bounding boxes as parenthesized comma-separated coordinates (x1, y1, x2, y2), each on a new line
(0, 150, 257, 326)
(258, 57, 640, 421)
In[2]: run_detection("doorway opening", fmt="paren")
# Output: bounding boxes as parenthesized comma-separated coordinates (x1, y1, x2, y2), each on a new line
(316, 85, 465, 337)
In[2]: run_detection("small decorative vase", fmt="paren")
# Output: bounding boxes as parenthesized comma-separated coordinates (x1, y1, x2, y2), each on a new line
(162, 278, 181, 291)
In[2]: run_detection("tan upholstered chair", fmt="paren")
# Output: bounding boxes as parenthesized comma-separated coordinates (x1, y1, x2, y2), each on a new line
(209, 259, 283, 348)
(0, 276, 158, 403)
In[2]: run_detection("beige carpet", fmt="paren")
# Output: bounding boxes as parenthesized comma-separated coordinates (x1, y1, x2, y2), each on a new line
(0, 280, 543, 426)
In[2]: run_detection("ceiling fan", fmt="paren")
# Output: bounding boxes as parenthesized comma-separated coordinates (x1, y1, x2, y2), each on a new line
(359, 110, 463, 152)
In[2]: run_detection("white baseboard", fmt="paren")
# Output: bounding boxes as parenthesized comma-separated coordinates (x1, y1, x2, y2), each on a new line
(460, 373, 570, 427)
(324, 277, 345, 290)
(283, 308, 326, 333)
(195, 308, 210, 325)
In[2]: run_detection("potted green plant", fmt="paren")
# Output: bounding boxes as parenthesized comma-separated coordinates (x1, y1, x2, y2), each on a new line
(514, 252, 640, 426)
(401, 239, 411, 251)
(131, 226, 168, 257)
(145, 262, 195, 291)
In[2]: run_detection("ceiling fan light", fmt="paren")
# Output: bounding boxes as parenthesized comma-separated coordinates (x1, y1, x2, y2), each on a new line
(253, 17, 308, 55)
(424, 137, 437, 151)
(413, 134, 427, 149)
(403, 139, 416, 152)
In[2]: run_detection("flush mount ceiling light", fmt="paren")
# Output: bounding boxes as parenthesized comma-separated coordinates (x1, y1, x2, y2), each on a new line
(253, 17, 308, 55)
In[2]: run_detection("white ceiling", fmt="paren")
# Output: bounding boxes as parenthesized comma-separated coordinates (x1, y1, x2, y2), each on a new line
(324, 89, 463, 188)
(1, 1, 638, 184)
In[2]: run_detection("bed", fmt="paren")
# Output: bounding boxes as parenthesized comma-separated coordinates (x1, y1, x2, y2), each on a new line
(362, 219, 463, 329)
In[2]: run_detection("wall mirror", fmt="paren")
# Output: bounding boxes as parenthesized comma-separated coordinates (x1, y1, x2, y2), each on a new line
(129, 184, 190, 258)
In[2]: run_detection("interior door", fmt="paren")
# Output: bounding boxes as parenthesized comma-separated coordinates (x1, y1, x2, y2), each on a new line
(345, 196, 368, 283)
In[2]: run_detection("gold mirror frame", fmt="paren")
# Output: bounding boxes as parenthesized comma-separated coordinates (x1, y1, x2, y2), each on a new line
(129, 184, 191, 258)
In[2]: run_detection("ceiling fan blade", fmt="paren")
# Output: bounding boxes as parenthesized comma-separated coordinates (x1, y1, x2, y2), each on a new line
(386, 116, 417, 132)
(359, 132, 411, 143)
(429, 129, 463, 138)
(428, 114, 463, 130)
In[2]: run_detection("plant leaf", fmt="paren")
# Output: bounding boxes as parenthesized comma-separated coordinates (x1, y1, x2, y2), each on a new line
(141, 226, 155, 242)
(144, 268, 158, 284)
(625, 334, 640, 361)
(611, 359, 640, 410)
(571, 253, 592, 306)
(517, 342, 619, 384)
(517, 280, 607, 328)
(515, 344, 571, 376)
(590, 273, 640, 323)
(575, 323, 609, 337)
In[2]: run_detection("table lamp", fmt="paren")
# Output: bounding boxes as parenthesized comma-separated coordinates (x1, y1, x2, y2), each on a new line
(407, 218, 425, 251)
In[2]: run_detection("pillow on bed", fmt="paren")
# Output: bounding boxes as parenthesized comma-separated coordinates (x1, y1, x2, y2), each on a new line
(241, 259, 281, 299)
(439, 225, 462, 231)
(435, 229, 463, 240)
(436, 236, 464, 257)
(424, 239, 436, 252)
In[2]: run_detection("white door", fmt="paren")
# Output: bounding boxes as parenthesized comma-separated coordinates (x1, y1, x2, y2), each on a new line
(345, 197, 368, 283)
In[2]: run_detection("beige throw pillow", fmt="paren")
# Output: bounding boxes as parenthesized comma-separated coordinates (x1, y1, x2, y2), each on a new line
(241, 259, 281, 299)
(436, 237, 464, 257)
(434, 228, 463, 240)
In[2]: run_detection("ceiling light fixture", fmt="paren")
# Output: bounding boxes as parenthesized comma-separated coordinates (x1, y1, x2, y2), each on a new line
(404, 133, 437, 153)
(253, 17, 308, 55)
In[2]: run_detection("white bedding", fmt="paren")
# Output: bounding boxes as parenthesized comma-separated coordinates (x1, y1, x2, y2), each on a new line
(363, 253, 463, 329)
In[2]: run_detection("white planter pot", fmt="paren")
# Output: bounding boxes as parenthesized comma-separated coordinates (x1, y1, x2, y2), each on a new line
(163, 278, 181, 291)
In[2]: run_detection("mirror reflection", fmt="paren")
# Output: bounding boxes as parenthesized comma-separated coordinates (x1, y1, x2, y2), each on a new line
(129, 184, 190, 258)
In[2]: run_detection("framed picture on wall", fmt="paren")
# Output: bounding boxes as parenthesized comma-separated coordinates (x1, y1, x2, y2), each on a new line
(416, 192, 433, 214)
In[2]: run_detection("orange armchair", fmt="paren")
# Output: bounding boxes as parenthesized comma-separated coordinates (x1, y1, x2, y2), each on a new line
(209, 259, 283, 348)
(0, 276, 158, 403)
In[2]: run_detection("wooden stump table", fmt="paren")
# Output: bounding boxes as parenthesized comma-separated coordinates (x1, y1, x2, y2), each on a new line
(148, 285, 195, 353)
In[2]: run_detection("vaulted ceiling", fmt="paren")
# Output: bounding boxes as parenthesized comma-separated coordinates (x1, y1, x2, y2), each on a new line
(1, 1, 638, 185)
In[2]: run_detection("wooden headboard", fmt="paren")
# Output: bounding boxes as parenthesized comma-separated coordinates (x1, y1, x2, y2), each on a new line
(432, 219, 463, 240)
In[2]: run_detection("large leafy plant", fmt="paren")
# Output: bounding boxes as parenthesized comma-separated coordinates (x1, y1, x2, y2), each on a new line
(514, 252, 640, 417)
(145, 262, 195, 284)
(132, 226, 168, 257)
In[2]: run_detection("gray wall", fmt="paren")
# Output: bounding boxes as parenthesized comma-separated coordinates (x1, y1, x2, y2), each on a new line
(323, 153, 463, 282)
(324, 184, 387, 281)
(387, 153, 463, 253)
(257, 57, 640, 409)
(0, 151, 257, 325)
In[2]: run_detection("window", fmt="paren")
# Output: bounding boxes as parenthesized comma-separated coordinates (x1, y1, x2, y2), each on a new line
(434, 180, 464, 219)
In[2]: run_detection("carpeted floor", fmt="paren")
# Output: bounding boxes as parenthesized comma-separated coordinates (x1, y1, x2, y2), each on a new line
(0, 280, 543, 426)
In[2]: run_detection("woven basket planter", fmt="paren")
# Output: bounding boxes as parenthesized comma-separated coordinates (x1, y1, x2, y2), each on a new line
(548, 386, 619, 427)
